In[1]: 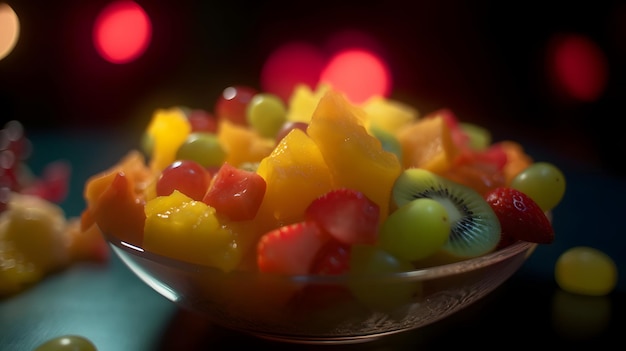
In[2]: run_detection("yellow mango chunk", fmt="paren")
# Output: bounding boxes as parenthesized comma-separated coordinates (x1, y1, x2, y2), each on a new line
(256, 128, 333, 225)
(145, 107, 191, 172)
(396, 114, 460, 173)
(307, 90, 402, 219)
(143, 190, 242, 272)
(285, 83, 331, 123)
(217, 120, 275, 168)
(362, 96, 419, 135)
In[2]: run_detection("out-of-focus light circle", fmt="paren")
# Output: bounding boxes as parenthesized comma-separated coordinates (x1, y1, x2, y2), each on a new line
(93, 1, 151, 64)
(260, 41, 326, 103)
(548, 34, 608, 102)
(319, 49, 391, 104)
(0, 3, 19, 61)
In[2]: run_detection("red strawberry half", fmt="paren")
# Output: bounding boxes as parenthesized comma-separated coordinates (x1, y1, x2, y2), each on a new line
(310, 239, 351, 275)
(484, 187, 554, 246)
(304, 188, 380, 245)
(257, 221, 330, 275)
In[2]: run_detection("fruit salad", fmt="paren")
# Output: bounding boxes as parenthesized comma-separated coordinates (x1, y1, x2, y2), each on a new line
(0, 121, 108, 298)
(80, 83, 566, 277)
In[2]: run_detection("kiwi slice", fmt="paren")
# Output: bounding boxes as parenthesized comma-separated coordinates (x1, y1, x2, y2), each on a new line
(392, 168, 501, 258)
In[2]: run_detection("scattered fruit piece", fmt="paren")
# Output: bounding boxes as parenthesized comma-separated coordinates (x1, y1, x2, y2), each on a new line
(554, 246, 618, 296)
(33, 335, 98, 351)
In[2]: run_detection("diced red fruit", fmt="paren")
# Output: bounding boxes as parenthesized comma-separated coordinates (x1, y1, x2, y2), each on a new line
(156, 160, 210, 201)
(202, 162, 266, 221)
(214, 85, 258, 126)
(187, 109, 218, 133)
(304, 188, 380, 245)
(484, 187, 554, 245)
(310, 240, 351, 275)
(442, 143, 508, 195)
(455, 143, 508, 171)
(257, 221, 330, 275)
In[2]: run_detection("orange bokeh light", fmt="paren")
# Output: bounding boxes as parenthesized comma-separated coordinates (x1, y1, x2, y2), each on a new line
(319, 49, 391, 104)
(93, 1, 151, 64)
(0, 3, 19, 61)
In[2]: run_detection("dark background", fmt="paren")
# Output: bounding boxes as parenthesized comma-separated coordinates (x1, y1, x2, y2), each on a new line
(2, 0, 626, 176)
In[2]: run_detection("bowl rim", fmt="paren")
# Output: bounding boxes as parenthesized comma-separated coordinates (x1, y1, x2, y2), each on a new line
(104, 230, 537, 284)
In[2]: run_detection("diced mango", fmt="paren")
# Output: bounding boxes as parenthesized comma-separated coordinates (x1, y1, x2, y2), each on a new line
(217, 120, 275, 168)
(285, 83, 331, 123)
(362, 96, 419, 135)
(143, 190, 242, 272)
(500, 141, 533, 185)
(396, 113, 461, 173)
(88, 172, 146, 246)
(307, 91, 402, 219)
(256, 128, 333, 225)
(83, 150, 153, 209)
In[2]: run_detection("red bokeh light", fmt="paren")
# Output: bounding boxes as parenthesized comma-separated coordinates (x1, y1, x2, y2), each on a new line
(548, 33, 608, 102)
(93, 1, 152, 64)
(260, 41, 326, 103)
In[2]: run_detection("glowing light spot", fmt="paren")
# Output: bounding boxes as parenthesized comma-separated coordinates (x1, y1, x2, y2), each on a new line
(319, 49, 391, 104)
(260, 41, 326, 102)
(0, 3, 19, 61)
(93, 1, 152, 64)
(548, 34, 608, 102)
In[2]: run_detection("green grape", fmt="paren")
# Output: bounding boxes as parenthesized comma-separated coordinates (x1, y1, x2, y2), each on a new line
(510, 161, 566, 212)
(379, 198, 450, 261)
(175, 132, 226, 168)
(554, 246, 618, 296)
(459, 122, 491, 150)
(348, 244, 420, 310)
(246, 93, 287, 138)
(34, 335, 98, 351)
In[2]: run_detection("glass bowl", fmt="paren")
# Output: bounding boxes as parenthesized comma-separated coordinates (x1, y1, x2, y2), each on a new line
(104, 230, 537, 345)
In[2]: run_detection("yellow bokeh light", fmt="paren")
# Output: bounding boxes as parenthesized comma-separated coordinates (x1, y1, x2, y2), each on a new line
(0, 3, 20, 61)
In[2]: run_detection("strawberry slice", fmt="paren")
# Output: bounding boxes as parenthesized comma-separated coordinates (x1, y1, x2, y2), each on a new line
(484, 187, 554, 245)
(257, 221, 330, 275)
(202, 162, 266, 221)
(304, 188, 380, 245)
(310, 240, 351, 275)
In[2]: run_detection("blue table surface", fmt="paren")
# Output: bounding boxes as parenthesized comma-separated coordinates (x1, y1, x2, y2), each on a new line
(0, 129, 624, 350)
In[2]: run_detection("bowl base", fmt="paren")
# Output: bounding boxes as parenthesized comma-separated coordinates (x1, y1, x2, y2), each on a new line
(249, 331, 385, 345)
